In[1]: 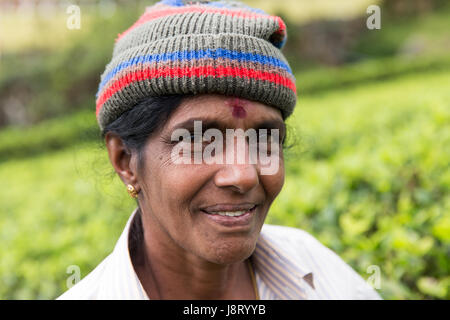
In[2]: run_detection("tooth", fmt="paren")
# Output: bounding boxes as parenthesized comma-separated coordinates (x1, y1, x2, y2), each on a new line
(210, 210, 246, 216)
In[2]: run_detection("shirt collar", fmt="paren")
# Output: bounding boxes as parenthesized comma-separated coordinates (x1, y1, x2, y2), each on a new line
(103, 207, 315, 299)
(252, 226, 316, 299)
(97, 207, 149, 299)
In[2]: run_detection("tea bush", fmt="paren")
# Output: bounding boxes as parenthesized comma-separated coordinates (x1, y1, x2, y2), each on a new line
(1, 67, 448, 299)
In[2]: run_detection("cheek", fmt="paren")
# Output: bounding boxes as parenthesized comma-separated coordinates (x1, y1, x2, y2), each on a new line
(143, 154, 212, 229)
(260, 161, 285, 201)
(140, 161, 211, 255)
(143, 144, 200, 203)
(147, 165, 202, 215)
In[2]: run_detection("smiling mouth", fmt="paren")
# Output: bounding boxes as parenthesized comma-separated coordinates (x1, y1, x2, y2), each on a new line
(200, 204, 258, 227)
(202, 205, 257, 217)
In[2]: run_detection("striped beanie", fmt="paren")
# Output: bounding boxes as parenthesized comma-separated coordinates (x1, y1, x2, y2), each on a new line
(95, 0, 297, 131)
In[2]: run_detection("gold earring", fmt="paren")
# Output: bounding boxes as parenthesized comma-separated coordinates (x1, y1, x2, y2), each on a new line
(127, 184, 139, 198)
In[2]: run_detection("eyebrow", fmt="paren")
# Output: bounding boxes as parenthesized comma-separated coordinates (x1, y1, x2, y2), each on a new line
(255, 119, 286, 138)
(169, 117, 286, 137)
(170, 118, 225, 133)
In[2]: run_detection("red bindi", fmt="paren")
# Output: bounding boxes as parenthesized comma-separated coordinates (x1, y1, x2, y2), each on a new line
(226, 98, 248, 118)
(232, 106, 246, 118)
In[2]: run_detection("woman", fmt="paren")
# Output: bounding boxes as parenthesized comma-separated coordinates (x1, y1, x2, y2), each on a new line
(58, 0, 381, 300)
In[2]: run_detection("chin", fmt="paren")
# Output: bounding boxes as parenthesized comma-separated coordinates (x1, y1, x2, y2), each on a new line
(204, 238, 257, 265)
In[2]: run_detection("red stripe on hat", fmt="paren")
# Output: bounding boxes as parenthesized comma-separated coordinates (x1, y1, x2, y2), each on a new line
(96, 65, 296, 116)
(116, 5, 284, 43)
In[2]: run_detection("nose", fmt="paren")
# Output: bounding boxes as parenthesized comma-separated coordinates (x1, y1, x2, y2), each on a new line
(213, 129, 260, 193)
(214, 163, 259, 194)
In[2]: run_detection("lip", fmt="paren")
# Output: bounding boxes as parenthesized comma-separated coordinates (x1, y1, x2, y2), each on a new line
(200, 204, 257, 228)
(201, 203, 256, 213)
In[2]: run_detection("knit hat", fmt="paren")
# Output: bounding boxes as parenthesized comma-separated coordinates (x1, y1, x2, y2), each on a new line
(95, 0, 297, 131)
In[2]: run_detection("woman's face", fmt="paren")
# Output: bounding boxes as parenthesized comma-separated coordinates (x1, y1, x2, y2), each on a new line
(138, 94, 286, 265)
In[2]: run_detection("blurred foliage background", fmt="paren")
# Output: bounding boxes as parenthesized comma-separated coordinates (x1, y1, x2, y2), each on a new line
(0, 0, 449, 299)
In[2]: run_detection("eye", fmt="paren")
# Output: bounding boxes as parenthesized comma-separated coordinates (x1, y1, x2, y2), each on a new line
(189, 132, 207, 143)
(257, 132, 268, 143)
(258, 130, 283, 145)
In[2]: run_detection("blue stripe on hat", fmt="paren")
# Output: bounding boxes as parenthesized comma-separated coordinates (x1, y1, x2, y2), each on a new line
(97, 48, 293, 97)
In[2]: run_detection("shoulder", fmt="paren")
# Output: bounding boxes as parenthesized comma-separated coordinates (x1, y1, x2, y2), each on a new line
(56, 254, 112, 300)
(260, 224, 382, 300)
(260, 224, 336, 260)
(260, 223, 320, 247)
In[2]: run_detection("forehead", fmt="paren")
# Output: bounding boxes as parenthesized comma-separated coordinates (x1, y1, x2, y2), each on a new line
(165, 94, 283, 129)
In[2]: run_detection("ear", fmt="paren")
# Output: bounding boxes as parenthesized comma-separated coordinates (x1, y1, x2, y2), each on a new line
(105, 132, 140, 191)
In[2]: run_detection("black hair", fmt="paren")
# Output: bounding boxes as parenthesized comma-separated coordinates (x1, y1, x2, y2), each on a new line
(101, 95, 188, 174)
